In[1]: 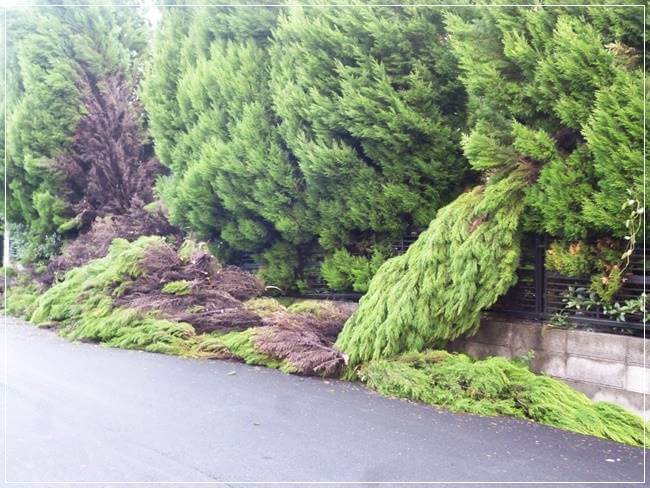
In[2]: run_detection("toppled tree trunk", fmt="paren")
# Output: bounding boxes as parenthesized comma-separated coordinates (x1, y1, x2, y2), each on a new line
(335, 168, 531, 367)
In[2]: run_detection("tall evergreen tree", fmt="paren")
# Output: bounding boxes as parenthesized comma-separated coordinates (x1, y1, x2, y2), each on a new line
(144, 3, 471, 288)
(269, 3, 469, 253)
(338, 4, 644, 362)
(143, 6, 309, 287)
(6, 5, 148, 249)
(446, 5, 644, 241)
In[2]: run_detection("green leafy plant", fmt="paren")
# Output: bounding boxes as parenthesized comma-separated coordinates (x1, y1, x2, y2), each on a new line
(321, 247, 388, 293)
(545, 241, 595, 278)
(562, 286, 645, 323)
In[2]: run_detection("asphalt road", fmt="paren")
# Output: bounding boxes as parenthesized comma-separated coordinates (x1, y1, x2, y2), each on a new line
(0, 317, 645, 487)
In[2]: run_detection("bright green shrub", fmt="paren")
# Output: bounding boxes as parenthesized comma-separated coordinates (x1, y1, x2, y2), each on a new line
(143, 4, 471, 288)
(270, 4, 469, 254)
(360, 350, 646, 447)
(321, 248, 388, 293)
(143, 7, 309, 286)
(545, 241, 595, 278)
(29, 237, 194, 355)
(446, 7, 643, 242)
(590, 265, 624, 304)
(336, 169, 529, 366)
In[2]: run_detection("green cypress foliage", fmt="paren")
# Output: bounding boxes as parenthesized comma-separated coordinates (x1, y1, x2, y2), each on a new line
(142, 6, 309, 288)
(143, 4, 471, 288)
(336, 168, 530, 366)
(269, 4, 469, 253)
(6, 5, 147, 241)
(360, 350, 646, 447)
(446, 6, 644, 241)
(339, 6, 643, 364)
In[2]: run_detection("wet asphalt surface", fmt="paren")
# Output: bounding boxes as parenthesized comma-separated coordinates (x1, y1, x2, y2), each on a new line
(0, 317, 645, 487)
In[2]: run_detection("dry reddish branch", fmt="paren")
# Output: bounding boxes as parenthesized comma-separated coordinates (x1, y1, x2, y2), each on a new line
(252, 304, 355, 377)
(56, 75, 163, 220)
(46, 202, 179, 282)
(114, 241, 264, 333)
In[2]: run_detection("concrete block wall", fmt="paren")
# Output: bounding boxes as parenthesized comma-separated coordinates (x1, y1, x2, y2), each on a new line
(448, 315, 649, 417)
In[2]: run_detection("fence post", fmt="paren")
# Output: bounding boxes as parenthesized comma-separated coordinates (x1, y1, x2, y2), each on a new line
(534, 235, 546, 321)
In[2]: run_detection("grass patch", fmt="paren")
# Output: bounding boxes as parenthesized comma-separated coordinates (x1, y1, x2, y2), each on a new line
(358, 350, 646, 447)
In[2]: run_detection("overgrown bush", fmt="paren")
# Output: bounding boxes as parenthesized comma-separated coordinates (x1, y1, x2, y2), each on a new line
(447, 7, 643, 242)
(142, 4, 472, 288)
(321, 248, 389, 293)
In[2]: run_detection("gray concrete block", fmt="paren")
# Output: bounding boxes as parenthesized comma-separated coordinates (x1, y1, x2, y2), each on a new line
(462, 342, 511, 360)
(566, 329, 626, 361)
(626, 336, 648, 366)
(561, 378, 600, 398)
(565, 356, 625, 389)
(626, 365, 650, 394)
(539, 326, 567, 354)
(473, 318, 512, 346)
(531, 352, 566, 378)
(509, 323, 543, 356)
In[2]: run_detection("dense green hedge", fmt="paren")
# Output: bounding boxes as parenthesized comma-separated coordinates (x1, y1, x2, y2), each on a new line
(142, 4, 643, 291)
(446, 6, 644, 241)
(7, 4, 643, 295)
(142, 4, 471, 289)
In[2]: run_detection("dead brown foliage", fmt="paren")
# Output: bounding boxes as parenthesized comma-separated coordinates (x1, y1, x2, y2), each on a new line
(46, 202, 179, 283)
(251, 303, 354, 377)
(56, 75, 162, 219)
(114, 241, 264, 333)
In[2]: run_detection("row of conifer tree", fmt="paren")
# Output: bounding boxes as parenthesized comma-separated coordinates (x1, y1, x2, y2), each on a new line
(3, 3, 644, 293)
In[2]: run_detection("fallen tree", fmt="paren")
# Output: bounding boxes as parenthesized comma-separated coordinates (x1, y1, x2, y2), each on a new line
(336, 167, 531, 367)
(360, 350, 647, 447)
(19, 234, 647, 446)
(29, 236, 352, 373)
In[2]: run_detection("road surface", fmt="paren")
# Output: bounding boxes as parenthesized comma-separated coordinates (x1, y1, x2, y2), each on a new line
(0, 317, 645, 487)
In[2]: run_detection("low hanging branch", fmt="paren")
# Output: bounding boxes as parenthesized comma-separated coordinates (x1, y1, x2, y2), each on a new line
(336, 167, 531, 367)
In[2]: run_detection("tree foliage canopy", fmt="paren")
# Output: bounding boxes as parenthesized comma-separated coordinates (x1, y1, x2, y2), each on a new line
(142, 3, 471, 288)
(446, 5, 644, 241)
